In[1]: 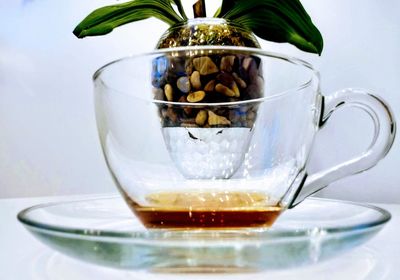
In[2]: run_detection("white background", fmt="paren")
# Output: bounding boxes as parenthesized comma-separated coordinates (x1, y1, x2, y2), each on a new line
(0, 0, 399, 202)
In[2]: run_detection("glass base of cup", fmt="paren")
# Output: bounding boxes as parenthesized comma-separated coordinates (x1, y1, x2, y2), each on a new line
(122, 191, 282, 229)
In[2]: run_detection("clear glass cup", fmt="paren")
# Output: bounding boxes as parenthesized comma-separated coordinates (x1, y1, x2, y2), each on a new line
(94, 46, 395, 229)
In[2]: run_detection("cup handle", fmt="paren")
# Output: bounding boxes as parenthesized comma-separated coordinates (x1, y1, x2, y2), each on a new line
(288, 88, 396, 208)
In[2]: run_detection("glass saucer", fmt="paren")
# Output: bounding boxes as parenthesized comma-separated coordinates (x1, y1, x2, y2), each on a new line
(17, 196, 390, 272)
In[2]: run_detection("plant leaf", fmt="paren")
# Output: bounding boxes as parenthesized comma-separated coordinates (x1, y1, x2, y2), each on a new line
(217, 0, 236, 17)
(73, 0, 183, 38)
(217, 0, 323, 55)
(171, 0, 187, 20)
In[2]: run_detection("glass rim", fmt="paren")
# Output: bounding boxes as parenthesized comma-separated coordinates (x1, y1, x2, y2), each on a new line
(93, 46, 320, 106)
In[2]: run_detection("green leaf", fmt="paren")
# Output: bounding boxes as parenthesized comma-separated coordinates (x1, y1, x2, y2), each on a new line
(73, 0, 183, 38)
(170, 0, 187, 20)
(217, 0, 236, 17)
(217, 0, 323, 55)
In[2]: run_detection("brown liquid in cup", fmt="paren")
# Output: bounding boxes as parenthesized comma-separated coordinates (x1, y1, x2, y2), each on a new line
(123, 192, 282, 229)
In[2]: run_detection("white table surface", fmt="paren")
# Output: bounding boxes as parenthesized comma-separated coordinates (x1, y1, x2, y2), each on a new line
(2, 194, 400, 280)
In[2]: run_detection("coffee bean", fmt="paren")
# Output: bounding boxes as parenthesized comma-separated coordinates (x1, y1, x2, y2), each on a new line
(193, 56, 219, 75)
(195, 110, 208, 126)
(166, 107, 177, 122)
(215, 83, 236, 97)
(217, 72, 235, 88)
(204, 80, 216, 92)
(232, 72, 247, 88)
(190, 71, 202, 90)
(232, 81, 240, 97)
(178, 96, 192, 115)
(187, 90, 206, 102)
(220, 55, 235, 72)
(242, 57, 253, 72)
(208, 111, 231, 126)
(164, 84, 174, 101)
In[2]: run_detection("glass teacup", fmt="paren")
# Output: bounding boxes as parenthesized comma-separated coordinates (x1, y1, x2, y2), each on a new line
(94, 46, 395, 229)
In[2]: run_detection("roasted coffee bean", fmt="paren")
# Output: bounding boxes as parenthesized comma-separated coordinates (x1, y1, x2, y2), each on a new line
(204, 80, 216, 92)
(232, 72, 247, 88)
(193, 56, 219, 75)
(242, 57, 254, 72)
(164, 84, 174, 101)
(239, 56, 258, 82)
(215, 83, 236, 97)
(232, 81, 240, 97)
(220, 55, 235, 72)
(208, 111, 231, 126)
(187, 90, 206, 102)
(217, 72, 235, 88)
(190, 71, 202, 90)
(195, 110, 208, 126)
(178, 96, 193, 115)
(166, 107, 178, 122)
